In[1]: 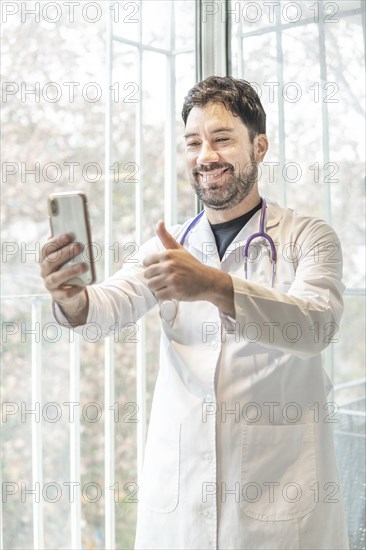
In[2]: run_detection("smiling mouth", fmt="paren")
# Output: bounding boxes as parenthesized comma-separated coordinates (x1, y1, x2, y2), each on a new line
(198, 167, 230, 181)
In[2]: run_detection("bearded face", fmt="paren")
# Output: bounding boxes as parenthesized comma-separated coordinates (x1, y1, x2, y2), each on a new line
(184, 104, 267, 216)
(189, 152, 258, 210)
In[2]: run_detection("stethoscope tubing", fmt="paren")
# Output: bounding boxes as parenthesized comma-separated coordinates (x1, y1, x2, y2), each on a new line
(179, 199, 277, 282)
(179, 210, 205, 246)
(160, 199, 277, 323)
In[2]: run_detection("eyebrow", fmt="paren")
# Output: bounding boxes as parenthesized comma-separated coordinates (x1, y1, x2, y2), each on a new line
(184, 127, 235, 139)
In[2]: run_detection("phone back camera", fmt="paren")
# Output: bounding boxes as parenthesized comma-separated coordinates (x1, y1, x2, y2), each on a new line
(50, 199, 58, 215)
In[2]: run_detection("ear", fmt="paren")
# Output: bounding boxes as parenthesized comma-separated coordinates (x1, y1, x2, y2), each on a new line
(253, 134, 268, 163)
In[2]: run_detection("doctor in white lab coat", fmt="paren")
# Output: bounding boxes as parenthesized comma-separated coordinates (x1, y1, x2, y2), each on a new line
(43, 76, 349, 549)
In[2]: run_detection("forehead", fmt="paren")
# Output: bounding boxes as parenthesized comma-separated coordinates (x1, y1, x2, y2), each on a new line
(185, 102, 248, 135)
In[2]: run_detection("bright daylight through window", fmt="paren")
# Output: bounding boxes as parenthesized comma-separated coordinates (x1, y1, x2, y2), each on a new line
(1, 1, 365, 549)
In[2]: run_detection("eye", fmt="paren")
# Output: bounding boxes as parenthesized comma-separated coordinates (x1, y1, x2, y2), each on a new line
(187, 142, 200, 148)
(215, 137, 229, 142)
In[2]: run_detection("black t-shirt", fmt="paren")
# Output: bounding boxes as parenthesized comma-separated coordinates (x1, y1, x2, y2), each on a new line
(209, 199, 263, 260)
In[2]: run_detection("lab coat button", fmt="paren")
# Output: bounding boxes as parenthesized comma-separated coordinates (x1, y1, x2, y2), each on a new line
(203, 452, 212, 463)
(204, 394, 212, 403)
(204, 509, 213, 519)
(210, 340, 218, 350)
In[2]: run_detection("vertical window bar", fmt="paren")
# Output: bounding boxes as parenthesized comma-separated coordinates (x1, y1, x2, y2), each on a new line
(31, 298, 44, 549)
(201, 0, 228, 78)
(136, 316, 147, 480)
(135, 8, 147, 481)
(135, 44, 143, 243)
(195, 0, 229, 214)
(195, 0, 202, 83)
(317, 0, 333, 389)
(0, 464, 3, 548)
(224, 0, 231, 75)
(318, 0, 331, 224)
(105, 7, 114, 270)
(195, 0, 203, 215)
(236, 22, 244, 79)
(69, 333, 81, 549)
(164, 1, 177, 226)
(104, 336, 115, 550)
(275, 3, 287, 207)
(104, 3, 115, 548)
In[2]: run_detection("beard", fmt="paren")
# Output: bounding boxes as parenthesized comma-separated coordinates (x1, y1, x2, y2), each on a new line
(189, 152, 258, 210)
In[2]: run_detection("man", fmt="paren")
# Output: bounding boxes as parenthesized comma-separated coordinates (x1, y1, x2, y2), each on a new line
(40, 77, 349, 549)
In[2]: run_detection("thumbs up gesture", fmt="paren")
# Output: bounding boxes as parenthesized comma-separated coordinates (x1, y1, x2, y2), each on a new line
(143, 220, 210, 302)
(143, 219, 235, 315)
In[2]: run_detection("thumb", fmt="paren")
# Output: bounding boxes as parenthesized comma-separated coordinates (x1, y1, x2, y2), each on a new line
(156, 220, 181, 250)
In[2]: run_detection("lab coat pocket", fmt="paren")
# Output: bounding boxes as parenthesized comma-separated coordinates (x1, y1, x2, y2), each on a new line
(142, 419, 181, 513)
(240, 423, 317, 521)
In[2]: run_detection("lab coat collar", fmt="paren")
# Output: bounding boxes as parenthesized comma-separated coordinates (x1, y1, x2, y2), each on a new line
(186, 198, 283, 259)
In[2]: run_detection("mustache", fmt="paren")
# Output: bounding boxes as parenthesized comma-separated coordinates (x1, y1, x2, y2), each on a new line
(192, 162, 234, 176)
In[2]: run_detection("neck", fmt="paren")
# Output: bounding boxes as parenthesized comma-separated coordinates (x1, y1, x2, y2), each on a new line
(204, 187, 261, 224)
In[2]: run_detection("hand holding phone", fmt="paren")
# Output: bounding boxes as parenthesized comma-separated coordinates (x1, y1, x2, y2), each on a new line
(47, 191, 96, 286)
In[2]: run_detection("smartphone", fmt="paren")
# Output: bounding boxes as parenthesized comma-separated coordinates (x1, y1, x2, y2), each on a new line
(48, 191, 96, 286)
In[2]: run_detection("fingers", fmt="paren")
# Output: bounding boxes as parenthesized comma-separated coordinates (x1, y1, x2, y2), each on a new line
(143, 248, 184, 269)
(143, 263, 165, 279)
(143, 250, 183, 295)
(40, 235, 84, 279)
(44, 261, 88, 291)
(40, 233, 89, 304)
(52, 282, 86, 303)
(143, 258, 169, 292)
(144, 273, 169, 294)
(40, 234, 71, 275)
(142, 253, 162, 268)
(42, 233, 72, 255)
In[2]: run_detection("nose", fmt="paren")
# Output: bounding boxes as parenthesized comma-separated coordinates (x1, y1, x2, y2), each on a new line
(197, 141, 219, 164)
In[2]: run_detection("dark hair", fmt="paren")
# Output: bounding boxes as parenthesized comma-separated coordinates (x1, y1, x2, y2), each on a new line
(181, 76, 266, 141)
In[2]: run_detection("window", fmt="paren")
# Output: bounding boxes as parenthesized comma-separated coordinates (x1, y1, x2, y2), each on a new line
(1, 1, 195, 547)
(1, 0, 364, 547)
(230, 1, 365, 547)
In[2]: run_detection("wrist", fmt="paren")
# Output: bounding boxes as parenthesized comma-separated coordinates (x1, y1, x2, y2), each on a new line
(204, 268, 235, 318)
(57, 288, 89, 326)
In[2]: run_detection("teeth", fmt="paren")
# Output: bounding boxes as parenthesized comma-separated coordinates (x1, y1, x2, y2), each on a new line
(202, 169, 225, 179)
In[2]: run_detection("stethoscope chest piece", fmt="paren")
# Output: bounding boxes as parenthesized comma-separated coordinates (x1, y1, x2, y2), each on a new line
(159, 300, 178, 323)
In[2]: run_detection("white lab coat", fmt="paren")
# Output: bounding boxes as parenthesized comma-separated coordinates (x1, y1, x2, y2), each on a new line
(54, 199, 349, 550)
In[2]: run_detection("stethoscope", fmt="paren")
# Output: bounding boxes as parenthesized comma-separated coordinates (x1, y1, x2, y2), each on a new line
(159, 198, 277, 323)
